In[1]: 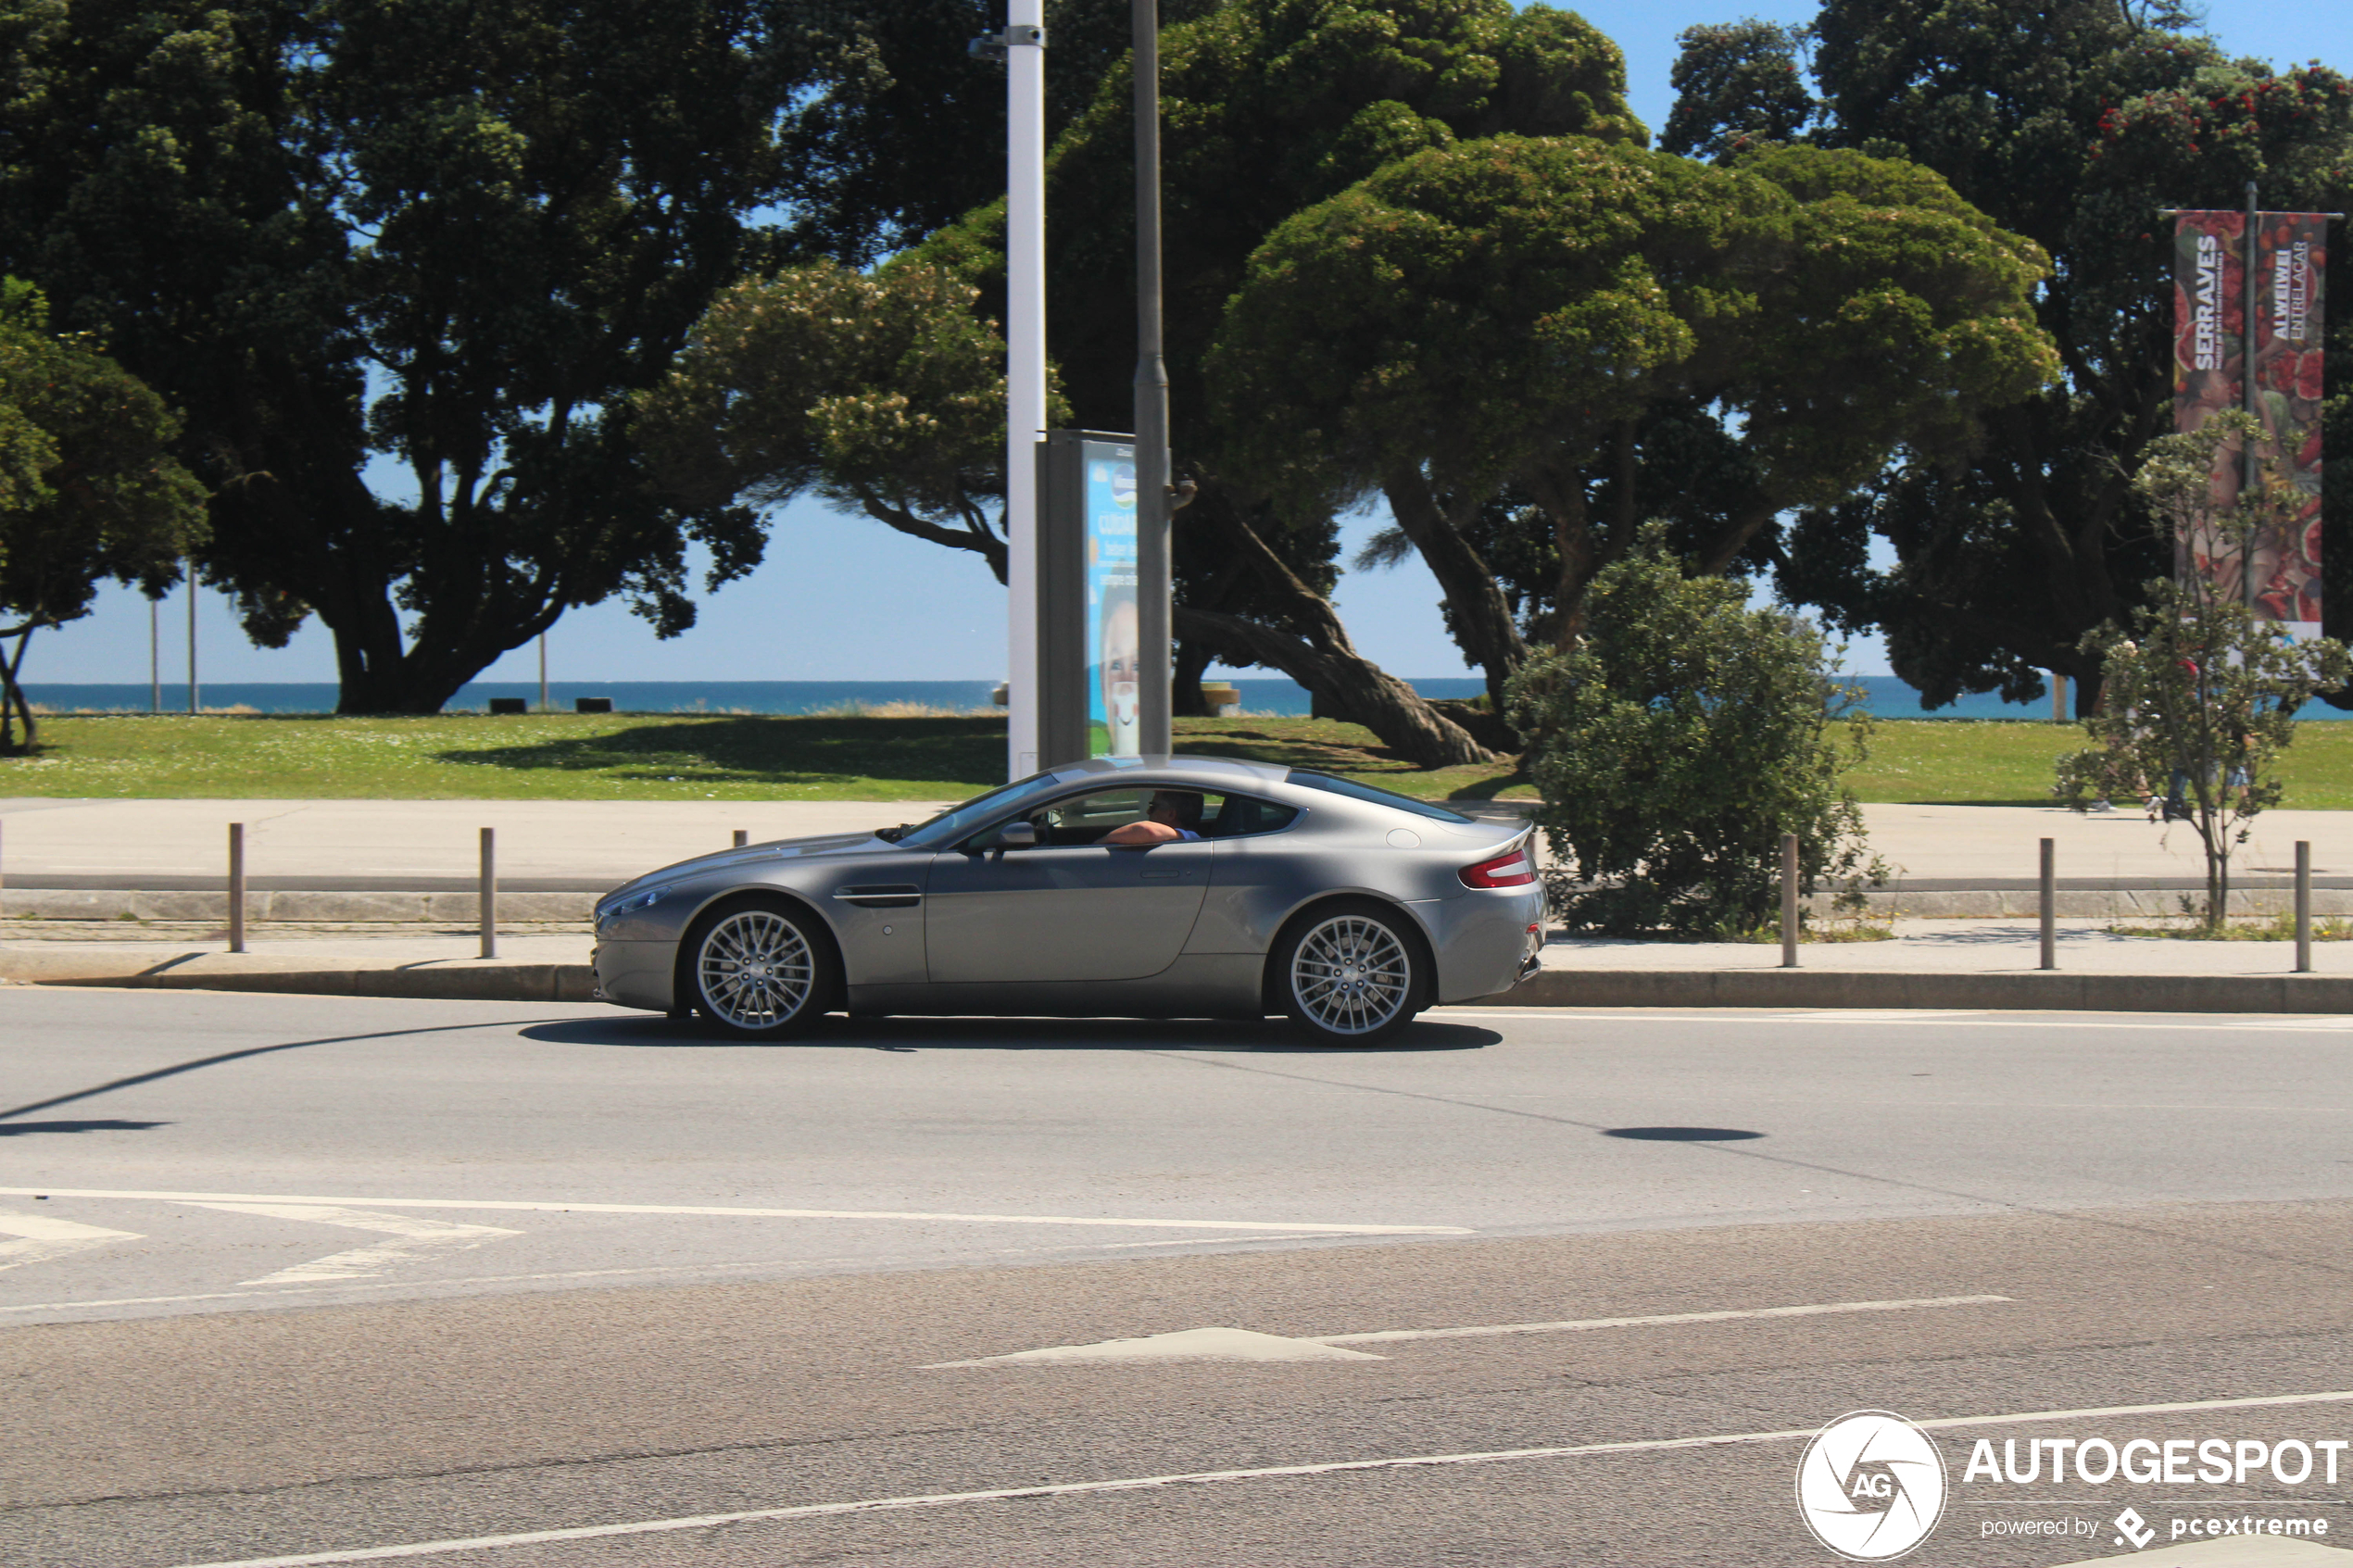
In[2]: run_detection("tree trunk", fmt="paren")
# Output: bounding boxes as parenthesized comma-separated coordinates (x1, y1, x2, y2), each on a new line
(1174, 496, 1491, 770)
(1380, 468, 1529, 712)
(0, 625, 40, 754)
(1171, 639, 1216, 717)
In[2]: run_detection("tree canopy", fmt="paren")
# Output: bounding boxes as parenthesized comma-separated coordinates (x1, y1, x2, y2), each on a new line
(0, 0, 822, 712)
(1674, 0, 2353, 711)
(1207, 136, 2057, 703)
(0, 280, 207, 749)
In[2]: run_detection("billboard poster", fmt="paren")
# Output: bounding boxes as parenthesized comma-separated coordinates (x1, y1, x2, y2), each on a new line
(2171, 209, 2325, 634)
(1081, 440, 1140, 757)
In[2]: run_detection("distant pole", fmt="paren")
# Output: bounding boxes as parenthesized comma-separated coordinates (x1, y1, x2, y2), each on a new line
(2295, 840, 2312, 973)
(1780, 833, 1799, 968)
(2242, 180, 2261, 594)
(185, 561, 198, 714)
(1133, 0, 1173, 758)
(2039, 837, 2057, 970)
(537, 633, 548, 712)
(2051, 673, 2067, 722)
(227, 822, 245, 954)
(149, 596, 160, 713)
(479, 827, 497, 960)
(1002, 0, 1047, 780)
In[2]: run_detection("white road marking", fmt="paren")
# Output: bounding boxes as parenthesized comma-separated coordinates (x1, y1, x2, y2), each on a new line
(0, 1234, 1351, 1317)
(180, 1203, 522, 1285)
(1313, 1293, 2011, 1345)
(1434, 1008, 2352, 1034)
(926, 1326, 1387, 1368)
(0, 1209, 142, 1272)
(160, 1388, 2353, 1568)
(0, 1187, 1465, 1236)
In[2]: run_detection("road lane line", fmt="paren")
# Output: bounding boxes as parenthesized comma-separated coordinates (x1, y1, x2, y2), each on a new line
(0, 1187, 1465, 1236)
(159, 1388, 2353, 1568)
(180, 1203, 523, 1284)
(0, 1209, 142, 1272)
(0, 1236, 1352, 1316)
(1313, 1293, 2011, 1344)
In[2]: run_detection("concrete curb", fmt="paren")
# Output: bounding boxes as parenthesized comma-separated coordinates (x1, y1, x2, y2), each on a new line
(3, 949, 598, 1003)
(6, 952, 2344, 1014)
(1491, 969, 2353, 1015)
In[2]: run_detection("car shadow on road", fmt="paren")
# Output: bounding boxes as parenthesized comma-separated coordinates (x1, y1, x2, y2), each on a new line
(0, 1119, 170, 1136)
(518, 1016, 1497, 1054)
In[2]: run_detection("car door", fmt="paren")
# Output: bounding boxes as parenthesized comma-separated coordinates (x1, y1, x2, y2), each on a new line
(924, 787, 1214, 983)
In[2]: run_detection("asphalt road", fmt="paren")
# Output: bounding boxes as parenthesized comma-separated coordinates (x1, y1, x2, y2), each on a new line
(3, 988, 2351, 1567)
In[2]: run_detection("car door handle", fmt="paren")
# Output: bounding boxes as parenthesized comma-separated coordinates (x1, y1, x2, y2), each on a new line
(1139, 868, 1185, 879)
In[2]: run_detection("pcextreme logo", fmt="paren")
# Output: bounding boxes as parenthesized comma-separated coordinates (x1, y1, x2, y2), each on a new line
(1796, 1411, 1950, 1561)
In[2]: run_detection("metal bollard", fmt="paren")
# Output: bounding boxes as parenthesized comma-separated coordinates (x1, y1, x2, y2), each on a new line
(2039, 838, 2056, 971)
(2295, 840, 2312, 974)
(228, 822, 246, 954)
(479, 827, 497, 960)
(734, 830, 749, 848)
(1780, 833, 1799, 969)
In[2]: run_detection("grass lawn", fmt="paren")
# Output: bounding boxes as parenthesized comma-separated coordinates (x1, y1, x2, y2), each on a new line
(4, 709, 2348, 807)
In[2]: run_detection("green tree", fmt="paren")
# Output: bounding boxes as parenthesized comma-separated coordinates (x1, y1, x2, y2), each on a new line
(0, 0, 821, 713)
(2055, 413, 2351, 927)
(779, 0, 1224, 266)
(1505, 524, 1878, 938)
(900, 0, 1643, 766)
(1673, 0, 2353, 712)
(1208, 136, 2056, 709)
(635, 261, 1057, 583)
(1660, 19, 1814, 162)
(0, 282, 208, 751)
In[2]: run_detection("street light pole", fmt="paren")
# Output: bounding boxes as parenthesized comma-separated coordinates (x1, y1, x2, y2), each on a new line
(1133, 0, 1172, 758)
(1003, 0, 1048, 778)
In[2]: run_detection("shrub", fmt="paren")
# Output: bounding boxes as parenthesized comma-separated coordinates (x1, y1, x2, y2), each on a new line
(1506, 526, 1881, 937)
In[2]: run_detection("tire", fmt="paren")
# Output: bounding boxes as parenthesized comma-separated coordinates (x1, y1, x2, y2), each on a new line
(682, 897, 837, 1041)
(1273, 899, 1429, 1045)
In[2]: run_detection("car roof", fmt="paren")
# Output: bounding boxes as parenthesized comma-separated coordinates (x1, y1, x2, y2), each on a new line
(1045, 754, 1289, 787)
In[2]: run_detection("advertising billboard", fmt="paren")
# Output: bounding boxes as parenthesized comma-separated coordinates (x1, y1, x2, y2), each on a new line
(1081, 441, 1141, 757)
(2172, 208, 2326, 634)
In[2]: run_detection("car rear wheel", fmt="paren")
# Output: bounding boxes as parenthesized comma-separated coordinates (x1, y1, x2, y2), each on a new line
(685, 897, 837, 1040)
(1275, 900, 1428, 1045)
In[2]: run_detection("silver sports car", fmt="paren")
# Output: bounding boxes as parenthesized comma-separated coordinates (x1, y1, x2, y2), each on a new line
(591, 755, 1542, 1043)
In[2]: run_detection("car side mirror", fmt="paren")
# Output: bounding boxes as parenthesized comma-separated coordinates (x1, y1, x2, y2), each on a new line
(996, 822, 1038, 848)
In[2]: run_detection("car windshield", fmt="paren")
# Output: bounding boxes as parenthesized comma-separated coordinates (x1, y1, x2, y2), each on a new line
(888, 771, 1071, 850)
(1284, 770, 1476, 823)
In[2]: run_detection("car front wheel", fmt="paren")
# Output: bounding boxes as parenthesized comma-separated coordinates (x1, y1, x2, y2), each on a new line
(685, 898, 837, 1040)
(1275, 900, 1428, 1045)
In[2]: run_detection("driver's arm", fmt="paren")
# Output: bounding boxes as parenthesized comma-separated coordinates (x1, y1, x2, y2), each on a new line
(1101, 819, 1181, 845)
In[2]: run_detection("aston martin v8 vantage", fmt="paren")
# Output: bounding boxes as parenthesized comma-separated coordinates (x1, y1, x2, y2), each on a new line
(591, 755, 1542, 1043)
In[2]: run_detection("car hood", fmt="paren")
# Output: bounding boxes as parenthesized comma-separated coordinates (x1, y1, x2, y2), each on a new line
(603, 831, 894, 899)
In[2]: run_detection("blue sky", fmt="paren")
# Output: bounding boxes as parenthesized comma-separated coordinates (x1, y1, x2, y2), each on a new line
(33, 0, 2351, 690)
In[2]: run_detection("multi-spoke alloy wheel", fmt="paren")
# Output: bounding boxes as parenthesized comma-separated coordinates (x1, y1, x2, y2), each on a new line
(1280, 905, 1424, 1044)
(690, 902, 829, 1038)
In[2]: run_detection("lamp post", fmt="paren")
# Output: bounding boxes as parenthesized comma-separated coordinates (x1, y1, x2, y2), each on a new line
(1003, 0, 1047, 778)
(1133, 0, 1172, 758)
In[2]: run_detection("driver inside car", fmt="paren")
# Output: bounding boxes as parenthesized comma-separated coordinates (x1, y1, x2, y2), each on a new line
(1101, 790, 1205, 846)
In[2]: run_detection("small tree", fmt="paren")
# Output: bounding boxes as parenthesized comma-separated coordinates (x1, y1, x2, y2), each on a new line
(1506, 525, 1880, 938)
(0, 281, 207, 751)
(2056, 414, 2351, 928)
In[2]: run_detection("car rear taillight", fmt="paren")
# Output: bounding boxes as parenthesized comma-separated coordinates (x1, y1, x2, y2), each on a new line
(1460, 845, 1536, 889)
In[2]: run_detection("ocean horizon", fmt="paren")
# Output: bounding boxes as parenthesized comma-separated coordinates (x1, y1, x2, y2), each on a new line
(24, 675, 2351, 720)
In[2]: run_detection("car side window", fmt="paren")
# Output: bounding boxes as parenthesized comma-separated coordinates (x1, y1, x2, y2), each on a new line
(963, 788, 1236, 849)
(1200, 794, 1299, 838)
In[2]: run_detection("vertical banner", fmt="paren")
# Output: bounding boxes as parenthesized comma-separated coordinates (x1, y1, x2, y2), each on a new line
(2171, 209, 2326, 633)
(2252, 212, 2326, 634)
(1081, 441, 1141, 756)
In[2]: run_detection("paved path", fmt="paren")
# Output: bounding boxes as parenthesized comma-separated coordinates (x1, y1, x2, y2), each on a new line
(4, 797, 2348, 885)
(4, 990, 2351, 1564)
